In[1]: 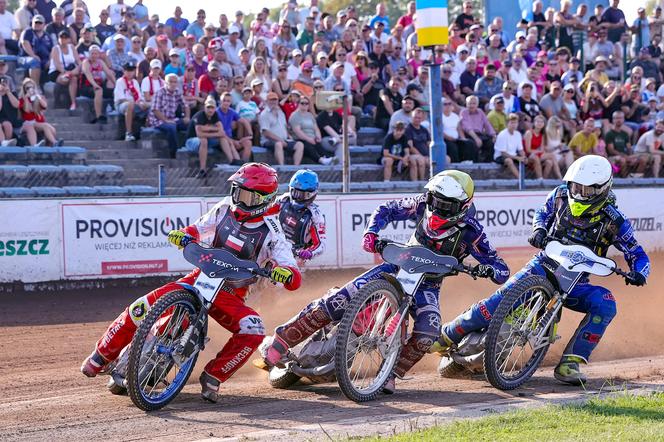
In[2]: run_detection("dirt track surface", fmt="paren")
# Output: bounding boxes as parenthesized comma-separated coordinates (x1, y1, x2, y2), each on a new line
(2, 254, 664, 441)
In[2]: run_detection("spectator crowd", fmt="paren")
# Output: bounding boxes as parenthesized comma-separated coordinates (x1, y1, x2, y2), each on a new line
(0, 0, 662, 180)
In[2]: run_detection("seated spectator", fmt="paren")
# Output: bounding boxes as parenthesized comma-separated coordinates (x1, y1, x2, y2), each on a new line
(236, 85, 260, 141)
(459, 57, 480, 98)
(107, 33, 131, 78)
(137, 46, 156, 84)
(45, 8, 68, 47)
(405, 108, 430, 180)
(460, 95, 496, 162)
(185, 96, 241, 176)
(634, 119, 664, 178)
(198, 61, 222, 100)
(258, 92, 304, 165)
(540, 81, 576, 137)
(324, 61, 350, 94)
(487, 96, 507, 133)
(18, 78, 60, 146)
(442, 98, 477, 163)
(141, 58, 164, 105)
(210, 46, 233, 79)
(0, 67, 19, 144)
(517, 82, 541, 130)
(182, 64, 202, 110)
(127, 35, 145, 63)
(312, 51, 329, 81)
(79, 45, 114, 124)
(289, 96, 336, 165)
(249, 78, 265, 108)
(147, 73, 190, 158)
(280, 88, 300, 121)
(388, 94, 416, 131)
(474, 64, 502, 108)
(164, 48, 184, 77)
(524, 115, 560, 179)
(271, 63, 292, 100)
(245, 56, 271, 98)
(373, 76, 401, 131)
(569, 118, 598, 158)
(48, 31, 80, 111)
(216, 92, 252, 161)
(494, 113, 526, 179)
(20, 14, 52, 86)
(381, 121, 409, 181)
(114, 61, 149, 141)
(316, 102, 353, 161)
(622, 84, 648, 141)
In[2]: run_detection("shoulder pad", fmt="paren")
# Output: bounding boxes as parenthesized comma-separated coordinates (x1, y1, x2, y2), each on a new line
(602, 202, 625, 226)
(263, 214, 284, 236)
(461, 214, 482, 232)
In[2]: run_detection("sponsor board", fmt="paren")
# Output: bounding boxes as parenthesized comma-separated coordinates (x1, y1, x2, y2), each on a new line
(0, 200, 61, 282)
(61, 199, 203, 277)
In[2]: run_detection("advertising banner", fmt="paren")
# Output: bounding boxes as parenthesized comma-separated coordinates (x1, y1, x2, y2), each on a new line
(61, 199, 203, 277)
(0, 200, 61, 282)
(614, 188, 664, 251)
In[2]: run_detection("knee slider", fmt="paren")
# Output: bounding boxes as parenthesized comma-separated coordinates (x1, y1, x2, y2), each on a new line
(128, 295, 150, 326)
(412, 333, 436, 353)
(238, 315, 265, 336)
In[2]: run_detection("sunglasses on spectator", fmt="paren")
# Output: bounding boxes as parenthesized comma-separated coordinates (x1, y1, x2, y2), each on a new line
(314, 85, 323, 89)
(234, 80, 243, 85)
(278, 67, 287, 72)
(565, 90, 574, 93)
(443, 102, 452, 105)
(395, 47, 402, 50)
(300, 101, 309, 105)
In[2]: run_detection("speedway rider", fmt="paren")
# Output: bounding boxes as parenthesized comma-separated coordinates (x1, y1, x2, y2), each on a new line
(278, 170, 326, 262)
(433, 155, 650, 385)
(81, 163, 302, 403)
(260, 170, 510, 393)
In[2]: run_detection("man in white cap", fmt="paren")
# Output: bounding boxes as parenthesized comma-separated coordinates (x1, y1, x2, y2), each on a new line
(223, 24, 244, 68)
(107, 32, 131, 77)
(287, 48, 303, 80)
(20, 14, 52, 85)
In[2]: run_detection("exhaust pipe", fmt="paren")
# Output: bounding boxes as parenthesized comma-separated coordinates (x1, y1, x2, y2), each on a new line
(290, 361, 335, 377)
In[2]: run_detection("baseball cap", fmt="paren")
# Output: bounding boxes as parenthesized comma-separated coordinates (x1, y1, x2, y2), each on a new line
(330, 61, 344, 70)
(113, 33, 124, 41)
(563, 83, 575, 92)
(89, 44, 101, 53)
(235, 10, 244, 17)
(168, 48, 179, 56)
(242, 86, 252, 93)
(292, 49, 303, 57)
(208, 61, 221, 71)
(229, 24, 240, 34)
(58, 30, 70, 38)
(84, 24, 95, 32)
(336, 9, 347, 18)
(266, 92, 279, 100)
(250, 78, 264, 87)
(123, 61, 136, 70)
(149, 59, 162, 69)
(316, 51, 327, 61)
(457, 45, 469, 54)
(32, 14, 45, 23)
(515, 30, 526, 39)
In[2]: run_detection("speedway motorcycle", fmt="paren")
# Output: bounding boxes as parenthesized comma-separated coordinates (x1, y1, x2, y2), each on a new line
(333, 239, 483, 402)
(478, 238, 631, 390)
(107, 241, 274, 411)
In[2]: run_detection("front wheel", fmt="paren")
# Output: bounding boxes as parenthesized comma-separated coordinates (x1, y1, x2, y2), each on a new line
(335, 279, 404, 402)
(126, 290, 201, 411)
(483, 275, 556, 390)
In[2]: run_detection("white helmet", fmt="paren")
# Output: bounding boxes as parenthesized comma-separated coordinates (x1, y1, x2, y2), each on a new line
(563, 155, 612, 217)
(423, 170, 474, 236)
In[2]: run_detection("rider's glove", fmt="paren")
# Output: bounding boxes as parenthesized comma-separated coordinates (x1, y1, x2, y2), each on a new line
(473, 264, 495, 279)
(270, 266, 293, 284)
(167, 230, 193, 249)
(362, 232, 377, 253)
(297, 249, 313, 260)
(528, 228, 547, 249)
(625, 271, 646, 287)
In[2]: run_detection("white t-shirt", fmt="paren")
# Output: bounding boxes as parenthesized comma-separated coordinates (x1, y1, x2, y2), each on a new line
(108, 2, 127, 26)
(442, 112, 460, 139)
(141, 76, 164, 98)
(342, 61, 356, 85)
(0, 11, 17, 40)
(114, 77, 142, 104)
(494, 128, 523, 160)
(635, 130, 664, 154)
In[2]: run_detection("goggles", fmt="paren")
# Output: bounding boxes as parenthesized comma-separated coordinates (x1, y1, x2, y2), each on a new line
(426, 192, 463, 217)
(290, 188, 317, 203)
(568, 181, 608, 201)
(230, 183, 274, 208)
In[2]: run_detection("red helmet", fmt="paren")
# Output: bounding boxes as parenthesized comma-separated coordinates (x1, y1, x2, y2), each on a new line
(227, 162, 279, 221)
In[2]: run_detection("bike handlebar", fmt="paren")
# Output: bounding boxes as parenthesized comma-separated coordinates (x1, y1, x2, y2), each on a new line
(185, 238, 275, 281)
(544, 236, 631, 281)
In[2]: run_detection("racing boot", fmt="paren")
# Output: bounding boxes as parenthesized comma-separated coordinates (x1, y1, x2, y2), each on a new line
(199, 371, 221, 403)
(429, 331, 454, 356)
(554, 355, 587, 386)
(80, 350, 107, 377)
(382, 375, 396, 395)
(256, 335, 290, 369)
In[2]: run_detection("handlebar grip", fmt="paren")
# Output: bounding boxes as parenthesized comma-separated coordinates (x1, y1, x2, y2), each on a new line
(374, 239, 391, 255)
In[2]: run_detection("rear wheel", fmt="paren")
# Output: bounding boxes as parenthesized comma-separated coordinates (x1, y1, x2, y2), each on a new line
(335, 279, 403, 402)
(437, 357, 471, 379)
(483, 275, 556, 390)
(268, 366, 301, 389)
(127, 290, 201, 411)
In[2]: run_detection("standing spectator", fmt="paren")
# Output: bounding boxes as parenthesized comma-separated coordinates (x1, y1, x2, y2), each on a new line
(289, 95, 335, 165)
(600, 0, 626, 43)
(223, 25, 244, 69)
(405, 108, 430, 180)
(569, 118, 598, 158)
(185, 9, 206, 41)
(141, 58, 163, 105)
(381, 121, 409, 181)
(114, 61, 148, 141)
(460, 95, 496, 162)
(165, 6, 188, 38)
(47, 31, 79, 110)
(18, 78, 59, 145)
(259, 92, 304, 165)
(397, 1, 415, 30)
(454, 1, 475, 36)
(0, 0, 19, 55)
(20, 14, 52, 86)
(369, 2, 389, 32)
(494, 113, 525, 179)
(634, 119, 664, 178)
(216, 92, 251, 161)
(107, 0, 126, 26)
(147, 73, 190, 158)
(442, 98, 477, 163)
(186, 96, 240, 176)
(79, 45, 114, 123)
(94, 9, 115, 44)
(15, 0, 37, 36)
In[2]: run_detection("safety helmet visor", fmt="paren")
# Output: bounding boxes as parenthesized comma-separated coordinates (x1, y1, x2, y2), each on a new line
(290, 188, 317, 203)
(231, 183, 274, 208)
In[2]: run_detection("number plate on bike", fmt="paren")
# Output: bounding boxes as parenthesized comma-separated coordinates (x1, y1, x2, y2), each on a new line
(382, 243, 458, 275)
(183, 242, 258, 279)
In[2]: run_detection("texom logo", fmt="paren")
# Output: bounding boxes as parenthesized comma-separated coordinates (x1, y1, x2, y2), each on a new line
(0, 239, 49, 256)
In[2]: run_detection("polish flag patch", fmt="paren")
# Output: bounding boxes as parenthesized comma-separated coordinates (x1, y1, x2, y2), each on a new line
(225, 234, 244, 252)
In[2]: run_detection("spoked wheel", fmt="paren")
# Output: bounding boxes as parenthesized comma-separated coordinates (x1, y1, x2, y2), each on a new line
(335, 279, 403, 402)
(127, 290, 201, 411)
(483, 275, 556, 390)
(268, 366, 301, 389)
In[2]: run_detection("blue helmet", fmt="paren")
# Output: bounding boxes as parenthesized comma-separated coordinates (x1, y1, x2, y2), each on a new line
(289, 169, 319, 205)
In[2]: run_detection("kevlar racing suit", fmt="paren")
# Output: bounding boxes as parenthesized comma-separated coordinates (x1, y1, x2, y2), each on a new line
(277, 193, 326, 260)
(441, 186, 650, 363)
(268, 194, 509, 377)
(94, 197, 301, 383)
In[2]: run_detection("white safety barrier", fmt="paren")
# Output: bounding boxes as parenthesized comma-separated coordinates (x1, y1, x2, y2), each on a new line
(2, 189, 663, 283)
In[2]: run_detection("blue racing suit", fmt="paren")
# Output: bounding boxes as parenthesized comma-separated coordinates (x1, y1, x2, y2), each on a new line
(272, 194, 509, 377)
(441, 186, 650, 362)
